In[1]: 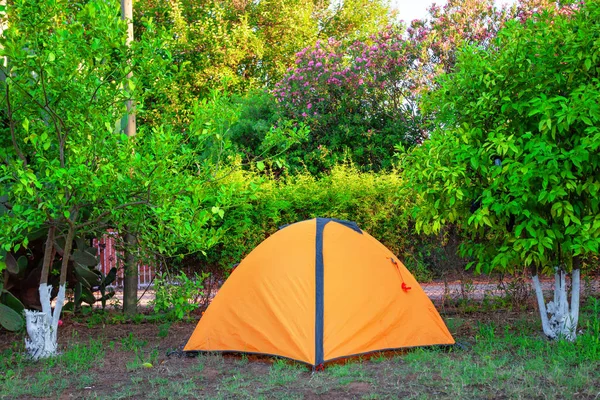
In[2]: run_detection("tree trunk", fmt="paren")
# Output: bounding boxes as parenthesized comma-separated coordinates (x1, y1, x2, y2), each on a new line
(0, 0, 7, 83)
(121, 0, 138, 316)
(532, 268, 580, 341)
(25, 221, 75, 359)
(24, 310, 56, 360)
(121, 0, 136, 136)
(123, 233, 138, 316)
(25, 225, 57, 359)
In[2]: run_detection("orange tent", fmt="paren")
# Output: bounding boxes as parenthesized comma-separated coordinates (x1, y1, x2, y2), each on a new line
(185, 218, 454, 367)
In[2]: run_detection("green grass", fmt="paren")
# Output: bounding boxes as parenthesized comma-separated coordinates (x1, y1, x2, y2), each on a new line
(1, 299, 599, 399)
(0, 337, 105, 398)
(120, 332, 148, 351)
(266, 359, 303, 387)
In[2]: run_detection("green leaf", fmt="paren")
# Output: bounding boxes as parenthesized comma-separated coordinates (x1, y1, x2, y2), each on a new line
(1, 291, 25, 314)
(0, 303, 24, 332)
(5, 253, 18, 275)
(16, 256, 28, 274)
(80, 285, 96, 305)
(73, 250, 99, 268)
(256, 161, 265, 171)
(74, 282, 82, 305)
(48, 52, 55, 62)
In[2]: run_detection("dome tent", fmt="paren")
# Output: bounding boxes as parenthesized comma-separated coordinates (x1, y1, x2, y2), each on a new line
(185, 218, 454, 367)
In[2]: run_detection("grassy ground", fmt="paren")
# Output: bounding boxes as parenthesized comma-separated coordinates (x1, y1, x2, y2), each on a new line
(1, 298, 599, 399)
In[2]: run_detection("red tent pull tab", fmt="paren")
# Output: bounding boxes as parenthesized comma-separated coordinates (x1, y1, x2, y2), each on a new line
(390, 258, 410, 292)
(315, 364, 325, 372)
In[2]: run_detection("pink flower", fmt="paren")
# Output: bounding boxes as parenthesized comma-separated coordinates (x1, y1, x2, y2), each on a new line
(307, 103, 312, 109)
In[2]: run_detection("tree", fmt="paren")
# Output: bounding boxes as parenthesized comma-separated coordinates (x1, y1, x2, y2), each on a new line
(0, 0, 223, 357)
(273, 28, 426, 172)
(409, 0, 510, 77)
(134, 0, 394, 127)
(403, 1, 599, 340)
(121, 0, 138, 317)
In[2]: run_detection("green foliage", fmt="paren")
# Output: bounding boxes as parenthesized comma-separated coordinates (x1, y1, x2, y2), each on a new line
(0, 303, 24, 332)
(72, 266, 117, 312)
(134, 0, 393, 120)
(228, 91, 281, 154)
(0, 0, 227, 288)
(227, 91, 310, 169)
(268, 359, 302, 387)
(199, 164, 450, 282)
(403, 2, 600, 274)
(126, 348, 159, 371)
(167, 89, 309, 177)
(275, 29, 428, 173)
(2, 307, 600, 398)
(0, 289, 25, 315)
(0, 280, 25, 331)
(578, 297, 600, 356)
(152, 271, 210, 319)
(60, 238, 117, 312)
(120, 332, 147, 352)
(44, 338, 105, 374)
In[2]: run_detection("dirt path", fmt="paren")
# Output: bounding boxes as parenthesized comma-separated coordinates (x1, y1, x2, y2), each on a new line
(109, 277, 599, 308)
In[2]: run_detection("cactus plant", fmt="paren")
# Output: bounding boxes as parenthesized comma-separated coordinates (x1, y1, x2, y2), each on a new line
(4, 252, 19, 275)
(72, 247, 99, 267)
(72, 265, 117, 311)
(1, 289, 25, 314)
(0, 303, 24, 331)
(0, 280, 25, 331)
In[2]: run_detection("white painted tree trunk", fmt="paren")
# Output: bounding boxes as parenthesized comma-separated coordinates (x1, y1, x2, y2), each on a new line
(532, 268, 580, 341)
(24, 283, 66, 359)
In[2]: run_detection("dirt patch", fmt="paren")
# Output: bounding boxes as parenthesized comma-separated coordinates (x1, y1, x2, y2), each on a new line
(347, 381, 371, 392)
(2, 307, 599, 399)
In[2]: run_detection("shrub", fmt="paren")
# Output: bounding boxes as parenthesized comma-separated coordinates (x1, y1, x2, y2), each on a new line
(152, 271, 210, 319)
(273, 29, 426, 173)
(196, 164, 464, 282)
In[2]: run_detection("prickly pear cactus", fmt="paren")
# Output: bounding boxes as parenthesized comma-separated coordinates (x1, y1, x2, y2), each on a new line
(0, 303, 24, 331)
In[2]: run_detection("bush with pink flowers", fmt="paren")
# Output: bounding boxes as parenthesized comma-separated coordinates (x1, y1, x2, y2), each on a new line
(273, 29, 426, 173)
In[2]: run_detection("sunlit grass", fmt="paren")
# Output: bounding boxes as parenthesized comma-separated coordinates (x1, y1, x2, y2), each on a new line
(1, 299, 598, 399)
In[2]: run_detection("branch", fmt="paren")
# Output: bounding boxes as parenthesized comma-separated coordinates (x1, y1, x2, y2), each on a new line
(2, 66, 69, 169)
(75, 199, 150, 230)
(39, 224, 56, 286)
(5, 84, 27, 168)
(38, 224, 56, 318)
(36, 66, 67, 168)
(59, 212, 76, 287)
(316, 3, 341, 39)
(2, 67, 68, 132)
(88, 66, 134, 107)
